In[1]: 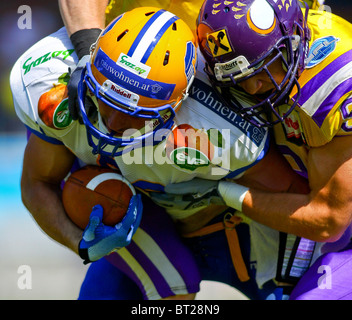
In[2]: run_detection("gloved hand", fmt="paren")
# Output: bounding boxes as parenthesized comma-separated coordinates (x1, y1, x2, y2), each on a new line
(150, 178, 225, 211)
(67, 55, 97, 123)
(78, 194, 143, 264)
(150, 178, 249, 212)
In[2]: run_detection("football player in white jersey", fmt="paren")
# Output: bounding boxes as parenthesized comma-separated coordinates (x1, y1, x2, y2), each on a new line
(11, 7, 309, 300)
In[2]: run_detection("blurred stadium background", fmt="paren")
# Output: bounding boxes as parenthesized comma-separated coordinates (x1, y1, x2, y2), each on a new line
(0, 0, 350, 300)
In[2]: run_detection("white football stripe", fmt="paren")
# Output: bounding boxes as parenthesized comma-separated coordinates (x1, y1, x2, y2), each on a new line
(131, 11, 176, 62)
(303, 60, 352, 116)
(133, 229, 188, 296)
(86, 172, 136, 195)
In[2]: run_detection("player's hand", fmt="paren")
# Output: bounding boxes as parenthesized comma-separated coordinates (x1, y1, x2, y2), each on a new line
(78, 194, 143, 264)
(150, 179, 225, 211)
(67, 55, 96, 123)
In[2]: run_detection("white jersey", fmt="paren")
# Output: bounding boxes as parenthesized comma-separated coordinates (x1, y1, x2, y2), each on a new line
(10, 27, 269, 221)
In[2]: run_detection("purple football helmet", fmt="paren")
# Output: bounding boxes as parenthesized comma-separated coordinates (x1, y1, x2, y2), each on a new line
(197, 0, 310, 127)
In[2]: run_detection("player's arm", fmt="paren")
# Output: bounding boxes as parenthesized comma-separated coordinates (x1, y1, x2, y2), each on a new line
(235, 142, 310, 195)
(58, 0, 108, 36)
(152, 141, 310, 218)
(59, 0, 110, 120)
(21, 133, 82, 254)
(241, 135, 352, 242)
(159, 137, 352, 242)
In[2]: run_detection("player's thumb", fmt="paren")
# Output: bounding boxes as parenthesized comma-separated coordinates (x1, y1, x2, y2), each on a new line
(83, 205, 104, 241)
(122, 195, 140, 227)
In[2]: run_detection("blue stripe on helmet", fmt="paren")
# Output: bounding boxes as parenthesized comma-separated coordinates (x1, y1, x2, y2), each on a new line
(140, 15, 179, 64)
(127, 9, 166, 57)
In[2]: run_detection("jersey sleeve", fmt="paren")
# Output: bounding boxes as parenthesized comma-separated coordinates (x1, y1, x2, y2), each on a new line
(10, 27, 78, 144)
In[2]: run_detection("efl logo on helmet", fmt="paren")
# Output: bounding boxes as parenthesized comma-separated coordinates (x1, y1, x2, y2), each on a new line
(206, 29, 232, 57)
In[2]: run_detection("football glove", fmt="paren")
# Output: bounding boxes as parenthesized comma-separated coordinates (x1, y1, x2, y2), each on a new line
(150, 179, 225, 211)
(78, 194, 143, 264)
(150, 178, 249, 212)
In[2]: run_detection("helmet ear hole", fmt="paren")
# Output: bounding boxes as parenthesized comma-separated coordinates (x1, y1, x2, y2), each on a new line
(145, 11, 155, 16)
(172, 22, 177, 31)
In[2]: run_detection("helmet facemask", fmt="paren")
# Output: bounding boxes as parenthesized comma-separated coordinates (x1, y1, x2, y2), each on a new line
(209, 33, 303, 128)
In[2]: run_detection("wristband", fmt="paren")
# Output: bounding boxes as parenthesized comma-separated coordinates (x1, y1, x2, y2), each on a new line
(218, 181, 249, 212)
(70, 28, 102, 60)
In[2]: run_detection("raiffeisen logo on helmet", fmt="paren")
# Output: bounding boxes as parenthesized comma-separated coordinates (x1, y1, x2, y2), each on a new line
(206, 29, 232, 58)
(117, 53, 151, 79)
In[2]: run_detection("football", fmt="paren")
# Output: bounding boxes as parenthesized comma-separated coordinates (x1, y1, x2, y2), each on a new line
(62, 165, 135, 229)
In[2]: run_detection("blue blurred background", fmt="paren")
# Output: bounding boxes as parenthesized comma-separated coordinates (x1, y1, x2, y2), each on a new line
(0, 0, 351, 300)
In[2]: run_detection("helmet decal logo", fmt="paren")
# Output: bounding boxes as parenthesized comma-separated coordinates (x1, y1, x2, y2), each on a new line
(184, 41, 196, 83)
(277, 0, 293, 12)
(100, 80, 140, 106)
(151, 84, 163, 94)
(229, 1, 247, 19)
(94, 48, 176, 100)
(247, 0, 277, 34)
(207, 29, 232, 57)
(116, 53, 151, 79)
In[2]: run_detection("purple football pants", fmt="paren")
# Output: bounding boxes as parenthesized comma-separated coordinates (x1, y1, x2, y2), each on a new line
(290, 242, 352, 300)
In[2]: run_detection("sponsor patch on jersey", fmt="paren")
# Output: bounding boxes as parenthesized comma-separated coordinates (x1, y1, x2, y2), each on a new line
(169, 147, 210, 171)
(38, 84, 72, 129)
(116, 53, 151, 79)
(279, 105, 306, 146)
(52, 99, 72, 128)
(206, 29, 232, 58)
(22, 49, 75, 75)
(305, 36, 339, 69)
(189, 78, 266, 148)
(164, 124, 223, 171)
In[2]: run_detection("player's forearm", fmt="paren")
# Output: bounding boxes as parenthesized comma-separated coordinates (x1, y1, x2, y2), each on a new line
(241, 189, 346, 242)
(58, 0, 109, 36)
(21, 178, 82, 254)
